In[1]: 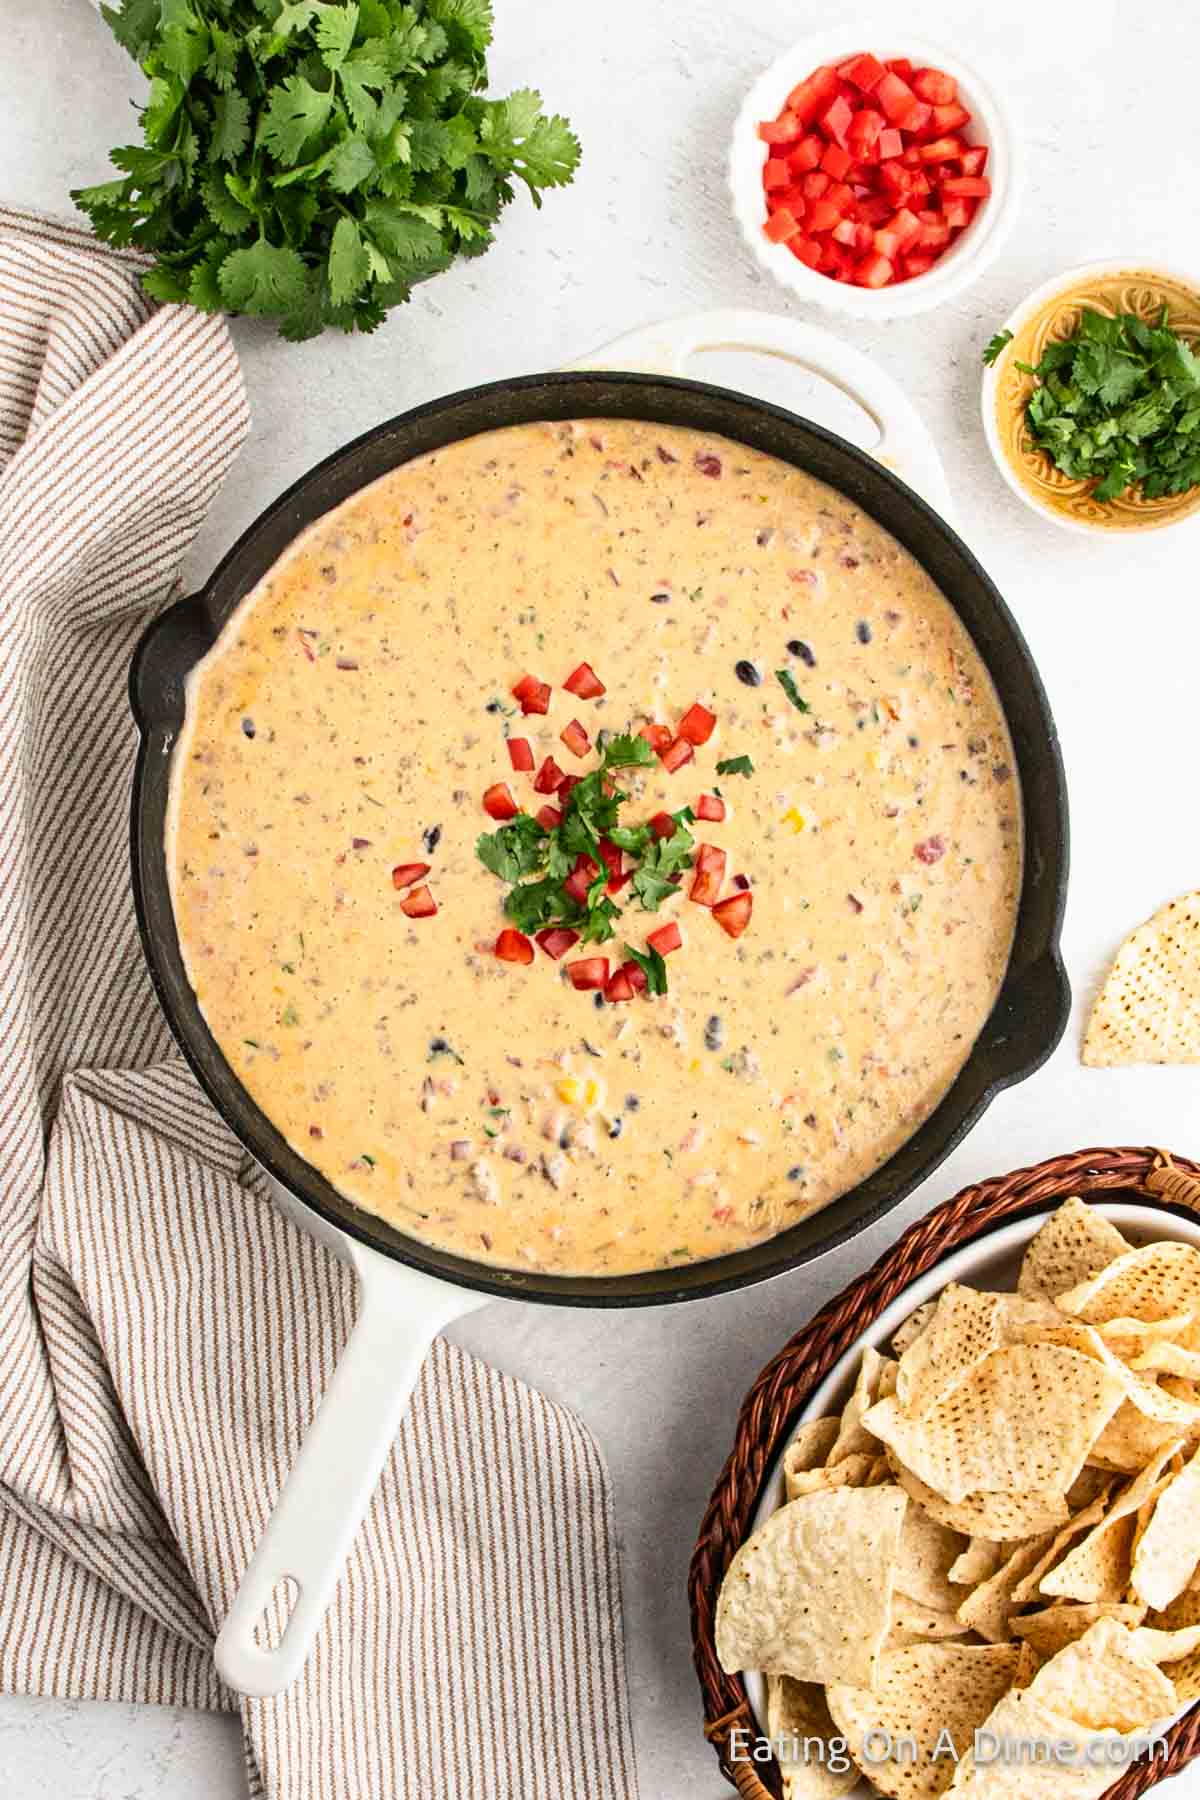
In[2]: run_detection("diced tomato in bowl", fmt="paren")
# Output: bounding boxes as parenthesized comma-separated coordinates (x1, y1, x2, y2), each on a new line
(733, 37, 1011, 312)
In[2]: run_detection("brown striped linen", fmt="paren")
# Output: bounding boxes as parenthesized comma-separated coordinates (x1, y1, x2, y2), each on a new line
(0, 207, 637, 1800)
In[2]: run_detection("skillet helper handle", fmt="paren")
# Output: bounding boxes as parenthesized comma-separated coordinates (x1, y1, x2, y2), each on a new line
(213, 1244, 485, 1697)
(570, 307, 956, 526)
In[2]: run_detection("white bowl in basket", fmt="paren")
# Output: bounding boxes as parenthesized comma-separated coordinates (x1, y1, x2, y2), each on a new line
(729, 30, 1020, 320)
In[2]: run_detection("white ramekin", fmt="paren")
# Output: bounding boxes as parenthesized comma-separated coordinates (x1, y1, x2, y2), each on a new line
(729, 29, 1019, 321)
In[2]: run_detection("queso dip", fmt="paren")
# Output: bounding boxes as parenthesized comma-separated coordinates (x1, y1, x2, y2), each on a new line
(168, 420, 1021, 1276)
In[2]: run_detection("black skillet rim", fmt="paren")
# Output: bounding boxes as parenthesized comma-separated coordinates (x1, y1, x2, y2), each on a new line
(130, 368, 1070, 1308)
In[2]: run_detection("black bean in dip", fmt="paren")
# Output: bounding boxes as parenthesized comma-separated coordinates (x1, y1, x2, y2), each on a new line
(423, 824, 442, 854)
(787, 639, 816, 667)
(856, 620, 872, 644)
(241, 717, 256, 738)
(735, 660, 761, 687)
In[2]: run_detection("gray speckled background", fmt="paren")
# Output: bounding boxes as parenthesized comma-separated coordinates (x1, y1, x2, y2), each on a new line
(2, 1, 1199, 1794)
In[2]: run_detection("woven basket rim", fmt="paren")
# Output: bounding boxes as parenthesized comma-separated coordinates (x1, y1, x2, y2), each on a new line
(688, 1144, 1200, 1800)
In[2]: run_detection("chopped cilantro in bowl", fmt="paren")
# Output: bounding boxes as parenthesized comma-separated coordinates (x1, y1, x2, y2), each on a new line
(984, 305, 1200, 505)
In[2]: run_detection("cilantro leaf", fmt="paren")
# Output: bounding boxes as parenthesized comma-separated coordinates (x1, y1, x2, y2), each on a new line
(78, 0, 579, 339)
(982, 328, 1014, 367)
(631, 821, 693, 912)
(623, 942, 668, 997)
(716, 755, 754, 777)
(775, 669, 811, 713)
(476, 814, 546, 883)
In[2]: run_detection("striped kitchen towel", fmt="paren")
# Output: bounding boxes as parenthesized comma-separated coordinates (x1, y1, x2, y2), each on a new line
(0, 206, 637, 1800)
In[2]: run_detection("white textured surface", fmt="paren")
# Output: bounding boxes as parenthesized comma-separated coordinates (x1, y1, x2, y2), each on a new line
(2, 0, 1200, 1795)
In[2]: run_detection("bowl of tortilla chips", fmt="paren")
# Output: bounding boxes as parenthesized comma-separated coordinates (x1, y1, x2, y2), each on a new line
(692, 1148, 1200, 1800)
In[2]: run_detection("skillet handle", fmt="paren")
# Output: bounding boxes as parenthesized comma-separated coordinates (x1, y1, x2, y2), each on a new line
(569, 308, 956, 526)
(213, 1242, 486, 1697)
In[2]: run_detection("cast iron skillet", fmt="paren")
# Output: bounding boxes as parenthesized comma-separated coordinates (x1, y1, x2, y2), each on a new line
(131, 365, 1069, 1310)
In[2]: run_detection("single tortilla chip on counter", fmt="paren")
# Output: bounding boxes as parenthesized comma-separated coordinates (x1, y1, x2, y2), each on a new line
(716, 1485, 906, 1687)
(948, 1689, 1145, 1798)
(1082, 889, 1200, 1067)
(863, 1345, 1125, 1506)
(1026, 1617, 1176, 1732)
(1130, 1443, 1200, 1609)
(1013, 1602, 1146, 1660)
(827, 1644, 1020, 1800)
(766, 1673, 859, 1800)
(1017, 1198, 1130, 1303)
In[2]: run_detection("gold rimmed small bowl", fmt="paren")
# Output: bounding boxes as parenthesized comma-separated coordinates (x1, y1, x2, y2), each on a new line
(981, 259, 1200, 535)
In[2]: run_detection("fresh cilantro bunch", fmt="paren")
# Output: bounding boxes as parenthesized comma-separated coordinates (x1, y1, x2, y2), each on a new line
(983, 309, 1200, 503)
(75, 0, 581, 340)
(476, 734, 696, 963)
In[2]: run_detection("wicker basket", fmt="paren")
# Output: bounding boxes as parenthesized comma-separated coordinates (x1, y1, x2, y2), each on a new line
(689, 1145, 1200, 1800)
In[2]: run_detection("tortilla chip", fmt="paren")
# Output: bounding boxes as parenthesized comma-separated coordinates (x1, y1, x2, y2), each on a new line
(1065, 1466, 1111, 1509)
(1057, 1241, 1200, 1327)
(827, 1644, 1020, 1800)
(864, 1345, 1125, 1505)
(1142, 1585, 1200, 1703)
(889, 1597, 972, 1645)
(716, 1485, 906, 1686)
(948, 1539, 1005, 1587)
(1132, 1338, 1200, 1379)
(891, 1460, 1070, 1539)
(954, 1535, 1055, 1643)
(1039, 1441, 1180, 1604)
(782, 1417, 840, 1483)
(1007, 1483, 1114, 1605)
(896, 1286, 1006, 1419)
(948, 1689, 1141, 1797)
(896, 1503, 969, 1614)
(767, 1673, 859, 1800)
(1088, 1398, 1192, 1472)
(893, 1301, 936, 1356)
(1131, 1444, 1200, 1608)
(1013, 1602, 1146, 1659)
(1027, 1617, 1176, 1731)
(787, 1451, 879, 1500)
(1082, 889, 1200, 1066)
(1130, 1623, 1200, 1662)
(1017, 1198, 1130, 1302)
(1013, 1641, 1041, 1688)
(828, 1348, 896, 1464)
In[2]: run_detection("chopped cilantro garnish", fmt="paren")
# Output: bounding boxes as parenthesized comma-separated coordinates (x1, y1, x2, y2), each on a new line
(715, 755, 754, 777)
(622, 942, 669, 996)
(775, 670, 811, 713)
(631, 819, 694, 911)
(982, 329, 1014, 367)
(985, 307, 1200, 501)
(476, 814, 547, 883)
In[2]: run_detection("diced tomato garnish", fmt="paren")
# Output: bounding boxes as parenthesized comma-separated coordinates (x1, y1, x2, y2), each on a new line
(763, 157, 791, 191)
(536, 804, 563, 830)
(507, 737, 534, 773)
(942, 195, 974, 230)
(619, 959, 648, 995)
(532, 757, 565, 795)
(596, 837, 626, 894)
(786, 64, 839, 124)
(563, 854, 600, 904)
(647, 921, 683, 956)
(639, 721, 673, 755)
(712, 891, 753, 939)
(877, 126, 903, 159)
(895, 98, 931, 134)
(931, 102, 971, 135)
(901, 251, 935, 278)
(912, 66, 957, 106)
(790, 235, 824, 269)
(855, 251, 894, 288)
(820, 94, 854, 148)
(821, 141, 853, 179)
(960, 145, 989, 178)
(511, 673, 551, 715)
(695, 793, 726, 823)
(649, 811, 677, 841)
(790, 133, 824, 174)
(758, 113, 800, 145)
(942, 175, 991, 198)
(536, 927, 579, 960)
(560, 718, 591, 759)
(482, 782, 519, 820)
(400, 884, 437, 919)
(918, 134, 964, 164)
(567, 957, 609, 991)
(690, 843, 728, 908)
(874, 70, 916, 123)
(886, 57, 915, 80)
(677, 702, 717, 746)
(494, 928, 534, 965)
(391, 861, 430, 890)
(846, 108, 883, 158)
(917, 216, 951, 250)
(840, 52, 886, 92)
(563, 661, 605, 699)
(764, 207, 802, 245)
(806, 198, 841, 234)
(801, 169, 830, 200)
(603, 966, 636, 1004)
(660, 736, 695, 774)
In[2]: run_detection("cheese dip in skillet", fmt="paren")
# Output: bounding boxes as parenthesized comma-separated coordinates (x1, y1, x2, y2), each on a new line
(168, 420, 1022, 1277)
